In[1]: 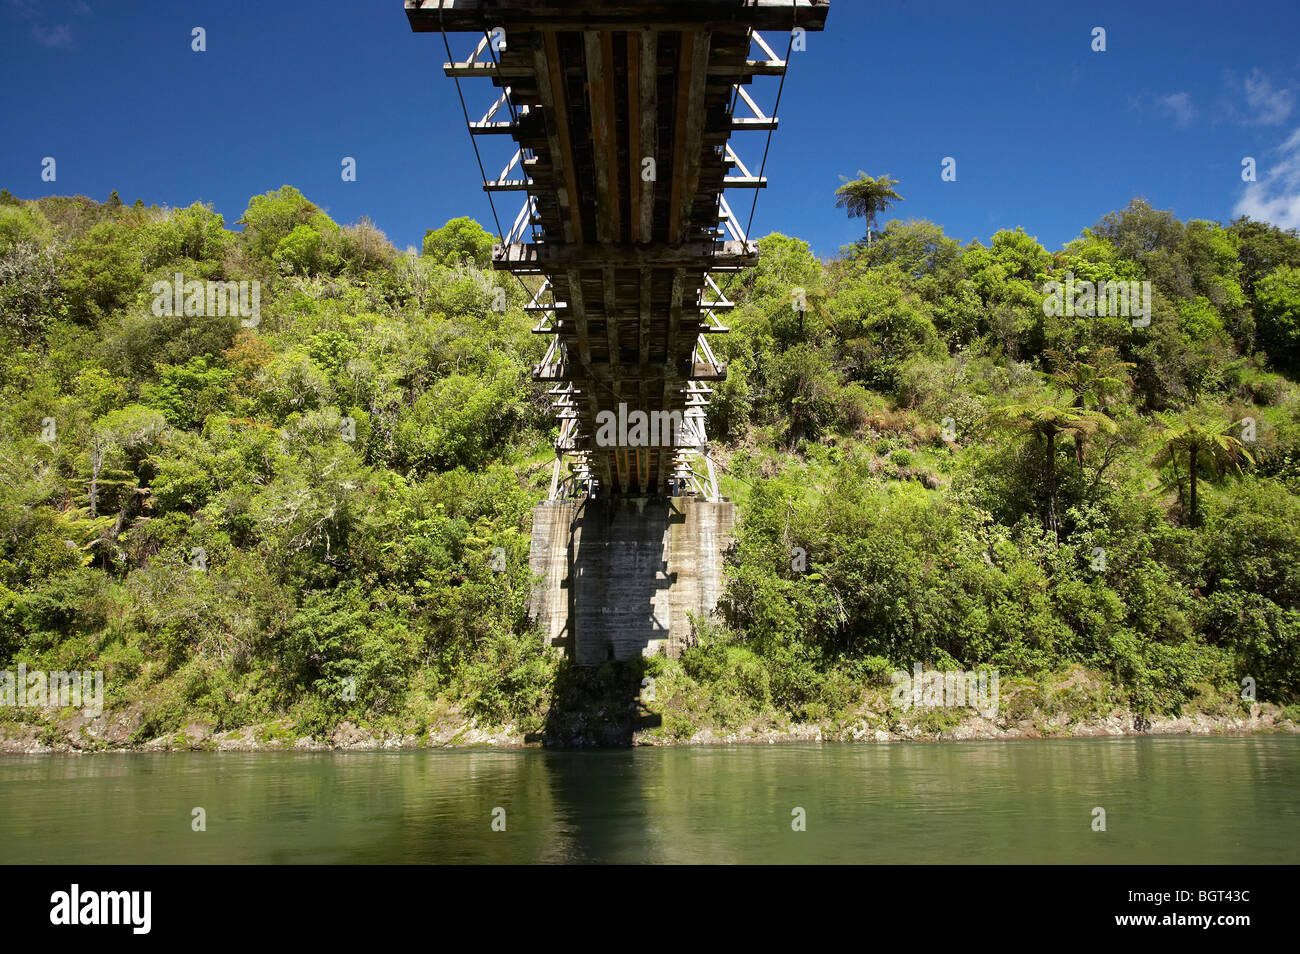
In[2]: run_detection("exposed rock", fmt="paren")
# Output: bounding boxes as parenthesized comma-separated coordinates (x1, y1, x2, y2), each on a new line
(331, 721, 370, 748)
(1, 697, 1294, 754)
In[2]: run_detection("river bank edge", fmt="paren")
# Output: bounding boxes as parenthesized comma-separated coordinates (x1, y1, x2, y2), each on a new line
(2, 701, 1295, 754)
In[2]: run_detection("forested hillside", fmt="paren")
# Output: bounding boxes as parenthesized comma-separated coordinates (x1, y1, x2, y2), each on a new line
(2, 184, 1298, 745)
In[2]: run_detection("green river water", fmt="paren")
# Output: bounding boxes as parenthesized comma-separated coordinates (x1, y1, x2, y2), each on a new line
(1, 737, 1296, 863)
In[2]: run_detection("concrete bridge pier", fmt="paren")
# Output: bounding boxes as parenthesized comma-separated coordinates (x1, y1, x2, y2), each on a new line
(528, 496, 734, 665)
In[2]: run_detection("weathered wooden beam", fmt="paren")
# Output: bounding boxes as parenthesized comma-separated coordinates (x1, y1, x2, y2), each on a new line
(708, 59, 785, 76)
(613, 442, 628, 491)
(730, 116, 778, 131)
(602, 266, 620, 367)
(595, 448, 613, 494)
(467, 121, 517, 134)
(542, 361, 683, 382)
(492, 240, 758, 269)
(667, 269, 687, 357)
(680, 34, 713, 239)
(637, 268, 653, 485)
(661, 268, 687, 410)
(584, 31, 621, 243)
(633, 30, 657, 243)
(566, 435, 697, 453)
(503, 60, 774, 81)
(668, 31, 711, 242)
(637, 270, 651, 365)
(690, 362, 728, 380)
(564, 268, 593, 366)
(626, 33, 643, 249)
(537, 30, 584, 243)
(407, 0, 831, 32)
(444, 62, 532, 78)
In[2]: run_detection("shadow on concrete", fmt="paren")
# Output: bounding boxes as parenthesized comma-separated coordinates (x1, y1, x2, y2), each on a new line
(526, 657, 662, 747)
(524, 493, 734, 746)
(565, 497, 685, 665)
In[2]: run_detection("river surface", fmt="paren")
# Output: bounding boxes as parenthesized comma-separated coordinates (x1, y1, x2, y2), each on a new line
(2, 737, 1296, 863)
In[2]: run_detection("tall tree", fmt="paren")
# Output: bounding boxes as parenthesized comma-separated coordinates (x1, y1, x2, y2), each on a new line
(984, 396, 1117, 540)
(1254, 264, 1300, 369)
(1228, 215, 1300, 298)
(1152, 409, 1254, 528)
(834, 173, 902, 247)
(1045, 347, 1134, 463)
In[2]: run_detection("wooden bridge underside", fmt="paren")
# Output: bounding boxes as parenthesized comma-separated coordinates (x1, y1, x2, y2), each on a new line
(408, 1, 829, 497)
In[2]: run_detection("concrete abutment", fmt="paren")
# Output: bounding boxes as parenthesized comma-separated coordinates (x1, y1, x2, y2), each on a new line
(527, 497, 734, 665)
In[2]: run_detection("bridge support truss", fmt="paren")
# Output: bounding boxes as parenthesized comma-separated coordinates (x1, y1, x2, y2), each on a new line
(409, 0, 829, 661)
(410, 0, 829, 502)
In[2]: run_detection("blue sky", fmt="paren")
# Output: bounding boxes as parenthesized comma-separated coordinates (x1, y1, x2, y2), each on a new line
(3, 0, 1299, 258)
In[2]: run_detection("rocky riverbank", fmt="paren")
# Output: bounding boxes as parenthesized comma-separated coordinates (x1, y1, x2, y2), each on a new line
(2, 699, 1294, 753)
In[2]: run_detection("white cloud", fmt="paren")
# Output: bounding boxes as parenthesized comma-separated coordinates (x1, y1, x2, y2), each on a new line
(30, 23, 72, 47)
(1225, 69, 1295, 126)
(4, 0, 76, 47)
(1156, 92, 1195, 128)
(2, 0, 40, 16)
(1235, 127, 1300, 230)
(1243, 69, 1294, 125)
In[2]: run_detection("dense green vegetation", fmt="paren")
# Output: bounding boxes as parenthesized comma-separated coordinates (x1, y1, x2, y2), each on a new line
(1, 183, 1298, 743)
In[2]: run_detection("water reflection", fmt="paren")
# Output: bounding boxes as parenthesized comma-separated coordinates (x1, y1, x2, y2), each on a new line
(0, 738, 1295, 864)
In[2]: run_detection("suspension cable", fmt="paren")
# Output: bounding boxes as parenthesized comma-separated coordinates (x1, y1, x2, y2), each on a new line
(479, 20, 541, 246)
(439, 2, 506, 244)
(720, 2, 801, 303)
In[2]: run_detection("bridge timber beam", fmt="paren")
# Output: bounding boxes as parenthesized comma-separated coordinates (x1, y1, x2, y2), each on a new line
(408, 0, 830, 32)
(413, 0, 828, 501)
(492, 240, 759, 271)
